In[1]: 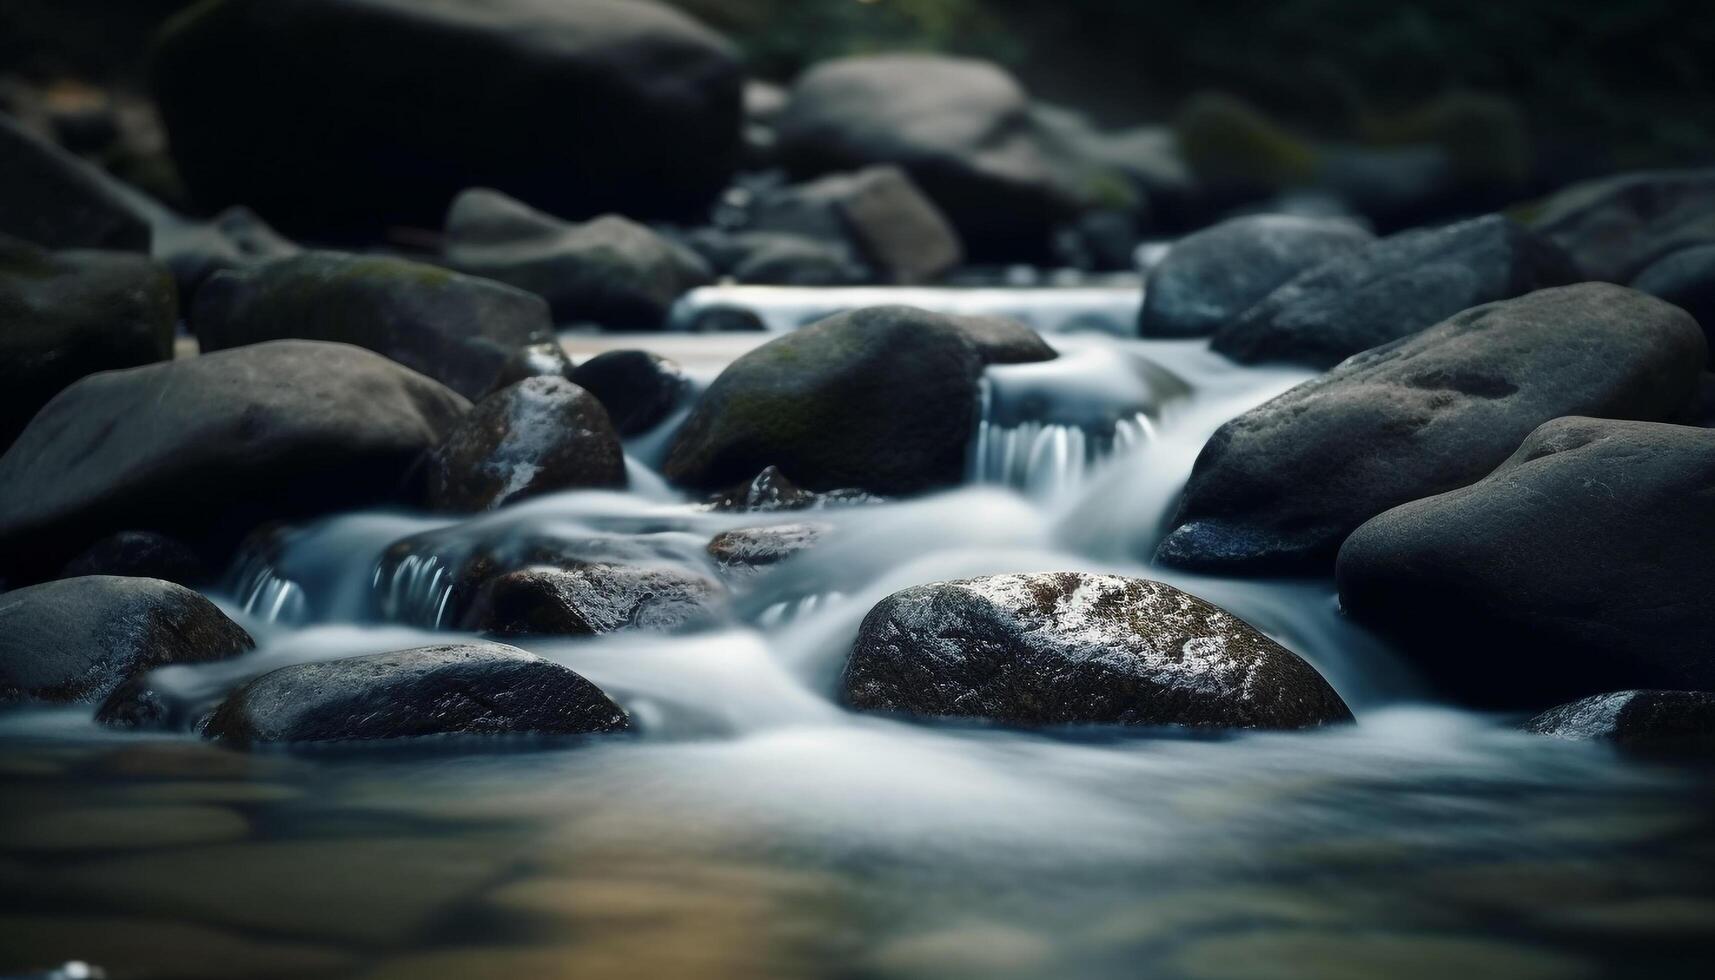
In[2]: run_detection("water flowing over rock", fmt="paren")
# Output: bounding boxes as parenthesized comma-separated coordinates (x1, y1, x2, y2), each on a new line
(1524, 691, 1715, 747)
(706, 522, 829, 578)
(459, 563, 725, 636)
(1631, 244, 1715, 367)
(1338, 417, 1715, 708)
(152, 0, 743, 236)
(192, 250, 556, 401)
(1527, 168, 1715, 282)
(0, 576, 253, 705)
(0, 112, 150, 250)
(201, 643, 630, 745)
(1160, 284, 1705, 574)
(702, 466, 877, 512)
(841, 572, 1351, 729)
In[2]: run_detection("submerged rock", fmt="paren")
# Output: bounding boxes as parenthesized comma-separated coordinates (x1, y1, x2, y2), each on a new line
(0, 576, 253, 705)
(193, 250, 555, 400)
(840, 572, 1350, 729)
(706, 522, 829, 577)
(1527, 168, 1715, 282)
(1212, 214, 1578, 367)
(1524, 691, 1715, 747)
(567, 350, 688, 437)
(201, 643, 630, 745)
(702, 466, 877, 512)
(1338, 417, 1715, 707)
(61, 531, 207, 587)
(459, 563, 724, 636)
(1160, 284, 1705, 574)
(1631, 244, 1715, 366)
(424, 376, 625, 513)
(0, 112, 149, 250)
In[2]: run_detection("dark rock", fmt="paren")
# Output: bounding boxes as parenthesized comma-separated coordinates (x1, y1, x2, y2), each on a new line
(1138, 215, 1373, 338)
(745, 166, 962, 283)
(568, 350, 688, 437)
(1161, 284, 1705, 574)
(62, 531, 207, 586)
(1682, 373, 1715, 428)
(152, 0, 742, 236)
(192, 250, 555, 401)
(1631, 244, 1715, 366)
(201, 642, 630, 745)
(685, 304, 767, 334)
(728, 232, 870, 286)
(95, 672, 180, 731)
(425, 376, 625, 513)
(664, 306, 1052, 495)
(1527, 168, 1715, 282)
(0, 576, 253, 705)
(1212, 215, 1579, 367)
(703, 466, 877, 512)
(149, 205, 299, 305)
(1338, 417, 1715, 708)
(0, 235, 175, 448)
(0, 111, 149, 250)
(840, 572, 1351, 729)
(0, 340, 469, 581)
(482, 341, 577, 397)
(707, 522, 828, 577)
(460, 563, 723, 636)
(1524, 691, 1715, 747)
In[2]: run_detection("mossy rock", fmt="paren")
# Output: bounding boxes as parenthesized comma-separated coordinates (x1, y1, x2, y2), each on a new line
(1173, 92, 1317, 193)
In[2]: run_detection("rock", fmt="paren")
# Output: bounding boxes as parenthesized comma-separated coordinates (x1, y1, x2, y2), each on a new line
(1526, 168, 1715, 282)
(728, 232, 870, 286)
(0, 235, 175, 448)
(776, 54, 1076, 261)
(1172, 92, 1316, 201)
(0, 340, 469, 581)
(840, 572, 1351, 729)
(706, 522, 828, 577)
(424, 376, 625, 513)
(1160, 284, 1705, 574)
(0, 576, 253, 705)
(1337, 417, 1715, 707)
(61, 531, 207, 586)
(703, 466, 877, 512)
(459, 564, 724, 636)
(663, 306, 1053, 495)
(152, 0, 742, 236)
(149, 204, 298, 305)
(1212, 214, 1579, 367)
(1631, 244, 1715, 366)
(745, 166, 962, 283)
(1524, 691, 1715, 747)
(685, 303, 767, 334)
(1138, 215, 1373, 338)
(0, 111, 149, 250)
(482, 340, 578, 397)
(567, 350, 688, 437)
(443, 188, 712, 328)
(192, 250, 556, 401)
(201, 643, 630, 745)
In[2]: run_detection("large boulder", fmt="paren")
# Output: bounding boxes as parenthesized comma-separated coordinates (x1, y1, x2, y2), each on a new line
(192, 250, 555, 401)
(424, 376, 626, 512)
(0, 111, 150, 251)
(663, 306, 1053, 495)
(1159, 284, 1705, 574)
(1211, 214, 1579, 367)
(0, 235, 175, 448)
(151, 0, 743, 236)
(201, 643, 631, 745)
(567, 349, 688, 437)
(459, 563, 724, 636)
(0, 576, 253, 705)
(1526, 168, 1715, 282)
(1138, 215, 1373, 338)
(1337, 417, 1715, 707)
(1524, 691, 1715, 748)
(0, 340, 469, 581)
(443, 189, 711, 328)
(840, 572, 1351, 729)
(1631, 244, 1715, 367)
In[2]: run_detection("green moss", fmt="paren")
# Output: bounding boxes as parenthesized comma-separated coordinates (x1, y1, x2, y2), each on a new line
(1366, 92, 1530, 184)
(1174, 92, 1317, 191)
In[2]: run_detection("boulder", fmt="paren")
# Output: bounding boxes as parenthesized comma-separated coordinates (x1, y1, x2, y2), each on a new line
(567, 350, 688, 437)
(61, 531, 207, 586)
(0, 236, 175, 448)
(1524, 691, 1715, 747)
(152, 0, 742, 235)
(0, 576, 253, 705)
(706, 522, 828, 577)
(201, 643, 630, 745)
(1631, 244, 1715, 366)
(1337, 417, 1715, 707)
(0, 340, 469, 581)
(149, 205, 299, 305)
(744, 166, 962, 283)
(1138, 215, 1373, 338)
(0, 111, 149, 250)
(840, 572, 1351, 729)
(663, 306, 1053, 495)
(1527, 168, 1715, 282)
(424, 376, 625, 512)
(703, 466, 877, 512)
(1160, 284, 1705, 574)
(1212, 214, 1579, 367)
(192, 250, 555, 401)
(459, 563, 724, 636)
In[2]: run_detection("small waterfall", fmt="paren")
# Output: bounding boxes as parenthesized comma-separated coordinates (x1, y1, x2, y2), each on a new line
(229, 540, 308, 624)
(971, 411, 1157, 497)
(372, 551, 459, 628)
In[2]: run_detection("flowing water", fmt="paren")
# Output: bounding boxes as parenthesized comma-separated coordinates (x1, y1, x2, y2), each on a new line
(2, 288, 1713, 979)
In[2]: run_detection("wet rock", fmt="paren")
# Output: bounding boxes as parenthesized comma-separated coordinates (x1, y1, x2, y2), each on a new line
(1337, 417, 1715, 707)
(0, 340, 469, 581)
(193, 250, 555, 401)
(61, 530, 206, 586)
(685, 304, 767, 334)
(202, 642, 630, 745)
(706, 522, 828, 577)
(664, 306, 1052, 495)
(703, 466, 877, 512)
(1631, 244, 1715, 366)
(459, 563, 724, 636)
(0, 576, 253, 705)
(153, 0, 742, 236)
(1212, 214, 1579, 367)
(1527, 168, 1715, 282)
(745, 166, 963, 283)
(0, 235, 175, 448)
(568, 350, 688, 437)
(1138, 215, 1373, 338)
(0, 111, 149, 250)
(482, 340, 578, 397)
(1524, 691, 1715, 747)
(840, 572, 1351, 729)
(424, 376, 625, 513)
(149, 204, 299, 305)
(728, 232, 870, 286)
(444, 189, 711, 328)
(1161, 284, 1705, 574)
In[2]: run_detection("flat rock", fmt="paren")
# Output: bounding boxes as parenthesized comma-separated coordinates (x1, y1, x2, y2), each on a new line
(0, 112, 149, 250)
(567, 349, 688, 437)
(1524, 691, 1715, 747)
(1528, 167, 1715, 281)
(459, 564, 725, 636)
